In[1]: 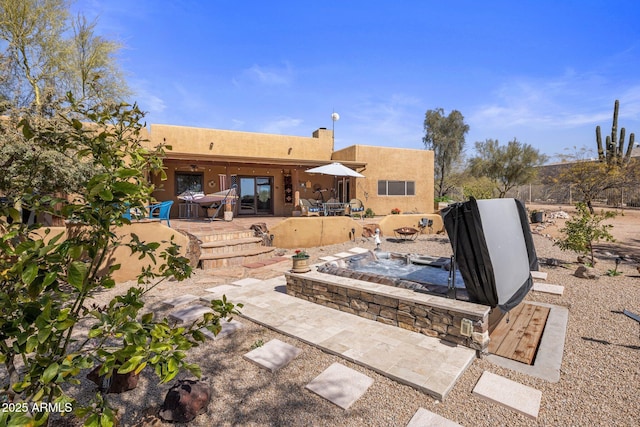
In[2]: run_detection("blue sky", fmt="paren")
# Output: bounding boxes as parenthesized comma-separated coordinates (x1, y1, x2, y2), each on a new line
(76, 0, 640, 160)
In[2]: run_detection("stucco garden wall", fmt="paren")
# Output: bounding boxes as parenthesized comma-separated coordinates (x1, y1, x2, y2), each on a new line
(376, 214, 444, 236)
(33, 221, 189, 283)
(270, 217, 364, 249)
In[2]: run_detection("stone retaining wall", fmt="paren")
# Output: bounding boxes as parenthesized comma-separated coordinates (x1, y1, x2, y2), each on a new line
(285, 271, 490, 353)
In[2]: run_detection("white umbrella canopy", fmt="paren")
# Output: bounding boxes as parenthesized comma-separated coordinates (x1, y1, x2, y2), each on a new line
(306, 162, 364, 202)
(305, 162, 364, 178)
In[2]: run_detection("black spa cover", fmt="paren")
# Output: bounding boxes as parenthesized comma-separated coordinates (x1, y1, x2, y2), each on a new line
(441, 198, 539, 312)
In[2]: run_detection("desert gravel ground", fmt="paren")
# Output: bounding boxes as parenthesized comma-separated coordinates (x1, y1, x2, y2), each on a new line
(63, 206, 640, 426)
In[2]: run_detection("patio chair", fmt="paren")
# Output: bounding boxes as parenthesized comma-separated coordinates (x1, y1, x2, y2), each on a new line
(148, 200, 173, 227)
(348, 199, 365, 218)
(324, 198, 346, 216)
(299, 199, 321, 217)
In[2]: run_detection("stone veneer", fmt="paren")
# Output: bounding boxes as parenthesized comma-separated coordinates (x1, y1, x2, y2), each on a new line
(285, 269, 491, 353)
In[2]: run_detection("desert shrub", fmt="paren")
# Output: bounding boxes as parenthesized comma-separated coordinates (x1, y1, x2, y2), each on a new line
(0, 97, 240, 426)
(555, 202, 616, 266)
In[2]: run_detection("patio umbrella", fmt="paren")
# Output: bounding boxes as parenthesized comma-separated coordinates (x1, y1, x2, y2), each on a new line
(306, 162, 364, 202)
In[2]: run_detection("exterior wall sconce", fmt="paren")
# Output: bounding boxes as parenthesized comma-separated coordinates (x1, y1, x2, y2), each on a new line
(209, 142, 214, 150)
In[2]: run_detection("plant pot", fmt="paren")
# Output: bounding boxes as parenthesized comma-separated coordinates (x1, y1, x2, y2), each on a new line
(87, 365, 139, 393)
(291, 256, 311, 273)
(530, 211, 543, 223)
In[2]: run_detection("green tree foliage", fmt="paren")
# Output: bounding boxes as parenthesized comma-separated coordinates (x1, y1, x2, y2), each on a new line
(553, 147, 639, 214)
(0, 98, 241, 426)
(0, 0, 129, 109)
(0, 103, 94, 200)
(0, 0, 131, 204)
(462, 176, 495, 200)
(468, 138, 548, 198)
(553, 100, 640, 214)
(67, 14, 129, 106)
(422, 108, 469, 198)
(555, 202, 616, 266)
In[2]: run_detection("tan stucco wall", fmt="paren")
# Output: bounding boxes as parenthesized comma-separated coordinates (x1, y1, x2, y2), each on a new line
(32, 221, 189, 284)
(149, 125, 334, 161)
(332, 145, 435, 216)
(143, 124, 434, 220)
(270, 217, 364, 249)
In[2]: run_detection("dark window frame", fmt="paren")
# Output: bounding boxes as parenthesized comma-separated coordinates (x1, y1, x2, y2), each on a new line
(175, 172, 204, 195)
(377, 180, 416, 196)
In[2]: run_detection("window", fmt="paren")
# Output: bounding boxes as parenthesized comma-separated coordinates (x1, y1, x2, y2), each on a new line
(377, 180, 415, 196)
(175, 172, 203, 195)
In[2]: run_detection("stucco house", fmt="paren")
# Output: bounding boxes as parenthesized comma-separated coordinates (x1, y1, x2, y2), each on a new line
(145, 124, 435, 219)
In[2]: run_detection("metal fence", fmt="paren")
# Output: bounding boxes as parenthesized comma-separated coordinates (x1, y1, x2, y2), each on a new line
(447, 184, 640, 208)
(505, 184, 640, 208)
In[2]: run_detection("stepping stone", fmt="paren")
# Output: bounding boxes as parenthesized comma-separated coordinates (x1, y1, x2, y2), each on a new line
(472, 371, 542, 419)
(531, 271, 547, 280)
(349, 247, 370, 254)
(204, 284, 238, 295)
(333, 252, 355, 258)
(319, 255, 339, 262)
(305, 363, 373, 409)
(232, 278, 262, 287)
(199, 319, 243, 340)
(162, 294, 199, 308)
(533, 283, 564, 295)
(243, 338, 302, 372)
(406, 408, 461, 427)
(169, 305, 213, 323)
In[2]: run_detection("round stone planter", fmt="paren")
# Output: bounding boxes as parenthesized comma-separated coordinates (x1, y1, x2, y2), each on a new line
(291, 256, 311, 273)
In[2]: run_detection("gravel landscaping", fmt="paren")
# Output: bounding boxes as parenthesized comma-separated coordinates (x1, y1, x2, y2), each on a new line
(55, 207, 640, 426)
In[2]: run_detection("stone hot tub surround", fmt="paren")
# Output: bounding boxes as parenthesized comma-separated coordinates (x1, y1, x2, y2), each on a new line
(285, 269, 491, 353)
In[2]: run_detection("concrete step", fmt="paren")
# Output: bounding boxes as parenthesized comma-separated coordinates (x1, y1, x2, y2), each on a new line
(200, 246, 276, 269)
(200, 237, 264, 255)
(194, 230, 255, 243)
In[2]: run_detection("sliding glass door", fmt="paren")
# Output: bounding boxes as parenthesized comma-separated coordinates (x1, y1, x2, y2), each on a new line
(239, 176, 273, 215)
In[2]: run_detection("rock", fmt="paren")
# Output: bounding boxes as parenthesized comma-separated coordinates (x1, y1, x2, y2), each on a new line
(87, 365, 139, 394)
(574, 265, 599, 279)
(250, 222, 272, 246)
(577, 256, 597, 265)
(362, 224, 381, 238)
(545, 258, 560, 267)
(549, 210, 570, 219)
(159, 379, 211, 423)
(177, 231, 202, 268)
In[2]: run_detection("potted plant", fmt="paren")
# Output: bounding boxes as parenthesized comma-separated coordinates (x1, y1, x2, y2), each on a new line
(391, 207, 401, 215)
(291, 249, 311, 273)
(530, 209, 544, 223)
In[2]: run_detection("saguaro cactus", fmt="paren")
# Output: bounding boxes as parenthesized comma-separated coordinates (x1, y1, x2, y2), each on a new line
(596, 100, 636, 167)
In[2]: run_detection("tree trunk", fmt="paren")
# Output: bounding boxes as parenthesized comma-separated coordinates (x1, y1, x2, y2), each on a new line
(586, 200, 595, 214)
